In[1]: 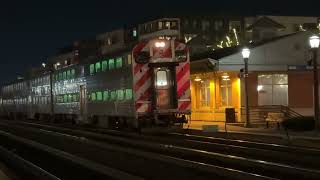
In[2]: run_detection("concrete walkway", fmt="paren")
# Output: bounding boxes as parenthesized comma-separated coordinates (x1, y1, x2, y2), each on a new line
(183, 120, 320, 148)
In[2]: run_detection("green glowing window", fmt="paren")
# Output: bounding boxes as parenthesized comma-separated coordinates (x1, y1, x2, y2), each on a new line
(56, 96, 63, 103)
(103, 91, 108, 101)
(95, 62, 101, 73)
(90, 64, 95, 75)
(102, 60, 108, 72)
(91, 92, 96, 101)
(110, 90, 116, 101)
(63, 71, 67, 80)
(96, 91, 102, 101)
(116, 57, 122, 69)
(117, 89, 124, 100)
(59, 73, 63, 80)
(71, 69, 75, 78)
(67, 70, 71, 79)
(64, 94, 68, 103)
(109, 59, 115, 70)
(55, 74, 59, 81)
(68, 94, 72, 102)
(125, 89, 133, 100)
(73, 94, 78, 102)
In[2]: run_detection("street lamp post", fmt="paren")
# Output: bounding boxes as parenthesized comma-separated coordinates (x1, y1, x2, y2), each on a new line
(242, 48, 251, 128)
(309, 35, 320, 131)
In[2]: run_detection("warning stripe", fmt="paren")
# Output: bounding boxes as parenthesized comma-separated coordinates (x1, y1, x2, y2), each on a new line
(177, 79, 190, 98)
(134, 70, 151, 92)
(176, 63, 189, 83)
(179, 101, 191, 111)
(134, 63, 144, 75)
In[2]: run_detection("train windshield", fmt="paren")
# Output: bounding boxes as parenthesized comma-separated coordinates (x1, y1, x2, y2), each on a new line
(156, 70, 168, 87)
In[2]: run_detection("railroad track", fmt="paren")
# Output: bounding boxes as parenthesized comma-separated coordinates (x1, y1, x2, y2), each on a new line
(1, 120, 320, 179)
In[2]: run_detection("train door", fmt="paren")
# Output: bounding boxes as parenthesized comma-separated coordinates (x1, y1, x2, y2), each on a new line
(79, 85, 87, 116)
(153, 67, 177, 110)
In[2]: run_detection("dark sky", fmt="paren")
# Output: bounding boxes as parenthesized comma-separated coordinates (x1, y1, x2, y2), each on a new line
(1, 0, 320, 84)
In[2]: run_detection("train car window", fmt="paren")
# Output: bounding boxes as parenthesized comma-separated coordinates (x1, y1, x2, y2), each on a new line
(55, 74, 59, 81)
(156, 70, 168, 86)
(91, 92, 96, 101)
(64, 94, 68, 103)
(117, 90, 124, 101)
(96, 92, 103, 101)
(68, 94, 72, 102)
(110, 90, 116, 101)
(67, 70, 71, 79)
(109, 59, 115, 70)
(103, 91, 108, 101)
(127, 54, 132, 65)
(90, 64, 95, 75)
(95, 62, 101, 73)
(125, 89, 133, 100)
(63, 71, 67, 80)
(102, 60, 108, 72)
(73, 94, 78, 102)
(116, 57, 122, 69)
(71, 69, 76, 78)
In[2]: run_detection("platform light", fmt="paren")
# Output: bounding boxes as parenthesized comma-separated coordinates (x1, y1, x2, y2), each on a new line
(56, 62, 61, 66)
(309, 35, 320, 49)
(42, 63, 46, 68)
(155, 41, 166, 48)
(221, 73, 229, 79)
(241, 48, 250, 59)
(194, 76, 202, 81)
(257, 85, 263, 92)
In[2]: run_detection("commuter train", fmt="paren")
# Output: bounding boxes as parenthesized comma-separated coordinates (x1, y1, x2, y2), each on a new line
(0, 39, 191, 129)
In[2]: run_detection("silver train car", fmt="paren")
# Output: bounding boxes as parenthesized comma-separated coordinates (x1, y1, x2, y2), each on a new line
(0, 39, 191, 129)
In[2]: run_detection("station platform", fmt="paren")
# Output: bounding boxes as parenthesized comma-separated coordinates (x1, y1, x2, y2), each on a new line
(183, 120, 320, 148)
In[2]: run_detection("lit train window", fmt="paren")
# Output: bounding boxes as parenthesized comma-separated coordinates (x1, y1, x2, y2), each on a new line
(95, 62, 101, 73)
(71, 69, 76, 78)
(64, 95, 68, 103)
(117, 90, 124, 101)
(127, 54, 132, 65)
(68, 94, 72, 102)
(125, 89, 133, 100)
(109, 59, 115, 70)
(72, 94, 78, 102)
(67, 70, 71, 79)
(55, 74, 59, 81)
(90, 64, 95, 75)
(91, 92, 96, 101)
(116, 57, 122, 69)
(59, 73, 63, 81)
(96, 92, 102, 101)
(63, 72, 67, 80)
(103, 91, 108, 101)
(110, 90, 116, 100)
(156, 70, 168, 86)
(102, 60, 108, 72)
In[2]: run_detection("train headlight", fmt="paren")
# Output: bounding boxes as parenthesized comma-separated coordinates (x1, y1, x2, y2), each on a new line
(155, 41, 166, 48)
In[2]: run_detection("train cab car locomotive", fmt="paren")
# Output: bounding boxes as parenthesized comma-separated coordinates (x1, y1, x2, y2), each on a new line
(132, 39, 191, 127)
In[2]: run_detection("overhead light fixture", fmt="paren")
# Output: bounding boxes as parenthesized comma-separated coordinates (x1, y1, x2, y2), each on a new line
(194, 76, 202, 81)
(221, 73, 229, 79)
(42, 63, 46, 68)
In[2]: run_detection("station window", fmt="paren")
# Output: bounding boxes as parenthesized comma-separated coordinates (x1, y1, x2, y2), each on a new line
(63, 71, 67, 80)
(90, 64, 95, 75)
(103, 91, 109, 101)
(110, 90, 116, 101)
(95, 62, 101, 73)
(102, 60, 108, 72)
(91, 92, 96, 101)
(109, 59, 115, 70)
(71, 69, 76, 78)
(116, 57, 122, 69)
(96, 91, 103, 101)
(67, 70, 71, 79)
(64, 94, 68, 103)
(68, 94, 72, 102)
(125, 89, 133, 100)
(117, 90, 124, 101)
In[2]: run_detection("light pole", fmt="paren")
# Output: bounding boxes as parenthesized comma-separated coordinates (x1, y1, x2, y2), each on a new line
(309, 35, 320, 131)
(242, 48, 251, 128)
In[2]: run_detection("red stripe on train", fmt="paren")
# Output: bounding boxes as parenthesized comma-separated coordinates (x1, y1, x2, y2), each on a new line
(179, 101, 191, 111)
(177, 80, 190, 98)
(134, 70, 151, 92)
(176, 63, 189, 83)
(137, 87, 151, 101)
(134, 64, 144, 75)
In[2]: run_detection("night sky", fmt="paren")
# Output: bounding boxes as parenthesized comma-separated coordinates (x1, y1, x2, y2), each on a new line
(0, 0, 320, 84)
